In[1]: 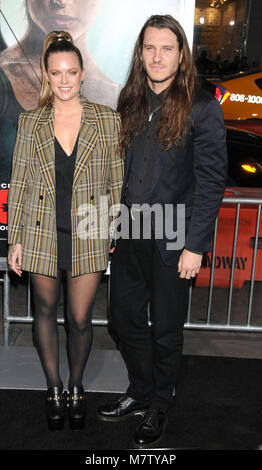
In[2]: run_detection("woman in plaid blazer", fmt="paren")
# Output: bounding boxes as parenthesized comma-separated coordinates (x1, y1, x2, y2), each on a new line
(7, 31, 123, 431)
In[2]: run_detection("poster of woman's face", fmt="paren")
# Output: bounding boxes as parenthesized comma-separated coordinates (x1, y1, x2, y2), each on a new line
(0, 0, 195, 253)
(0, 0, 195, 95)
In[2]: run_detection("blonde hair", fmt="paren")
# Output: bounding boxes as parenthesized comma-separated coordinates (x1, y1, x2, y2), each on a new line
(39, 30, 83, 107)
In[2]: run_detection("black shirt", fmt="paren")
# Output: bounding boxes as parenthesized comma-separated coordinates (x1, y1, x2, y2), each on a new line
(125, 86, 203, 255)
(55, 136, 78, 233)
(125, 86, 165, 206)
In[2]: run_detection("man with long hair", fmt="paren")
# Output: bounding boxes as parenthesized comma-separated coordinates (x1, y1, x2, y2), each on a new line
(98, 15, 227, 447)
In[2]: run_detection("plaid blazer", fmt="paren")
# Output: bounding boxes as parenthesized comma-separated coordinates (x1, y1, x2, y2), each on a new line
(8, 97, 123, 277)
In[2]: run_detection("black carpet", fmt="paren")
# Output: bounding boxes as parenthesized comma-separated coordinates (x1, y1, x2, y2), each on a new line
(0, 355, 262, 452)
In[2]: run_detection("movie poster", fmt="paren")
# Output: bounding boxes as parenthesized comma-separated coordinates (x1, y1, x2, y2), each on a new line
(0, 0, 195, 257)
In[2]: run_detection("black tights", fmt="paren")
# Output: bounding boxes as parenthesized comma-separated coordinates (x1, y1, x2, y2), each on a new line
(31, 271, 101, 389)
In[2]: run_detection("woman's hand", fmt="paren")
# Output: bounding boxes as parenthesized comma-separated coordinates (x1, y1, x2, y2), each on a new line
(178, 249, 202, 279)
(8, 244, 22, 277)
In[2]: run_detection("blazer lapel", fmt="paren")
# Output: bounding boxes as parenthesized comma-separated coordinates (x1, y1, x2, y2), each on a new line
(73, 97, 98, 189)
(35, 105, 56, 207)
(34, 98, 99, 203)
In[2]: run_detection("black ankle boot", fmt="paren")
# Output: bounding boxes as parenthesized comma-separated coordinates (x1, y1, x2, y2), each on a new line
(46, 386, 65, 431)
(67, 385, 86, 431)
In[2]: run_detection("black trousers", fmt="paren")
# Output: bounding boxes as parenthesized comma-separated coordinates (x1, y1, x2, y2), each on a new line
(109, 215, 189, 413)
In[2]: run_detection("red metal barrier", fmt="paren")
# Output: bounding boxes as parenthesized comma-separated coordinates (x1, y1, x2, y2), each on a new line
(196, 187, 262, 288)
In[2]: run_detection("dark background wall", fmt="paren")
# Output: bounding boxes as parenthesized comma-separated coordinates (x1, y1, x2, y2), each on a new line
(246, 0, 262, 67)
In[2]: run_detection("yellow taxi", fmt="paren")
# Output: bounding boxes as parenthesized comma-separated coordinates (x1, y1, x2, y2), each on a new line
(209, 70, 262, 120)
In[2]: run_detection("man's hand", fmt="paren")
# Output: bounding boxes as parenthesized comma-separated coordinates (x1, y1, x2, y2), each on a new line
(8, 244, 22, 277)
(178, 249, 203, 279)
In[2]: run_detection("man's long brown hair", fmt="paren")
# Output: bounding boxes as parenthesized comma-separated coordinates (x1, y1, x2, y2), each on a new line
(118, 15, 197, 152)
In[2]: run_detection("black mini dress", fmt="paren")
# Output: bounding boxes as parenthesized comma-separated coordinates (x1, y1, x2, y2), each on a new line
(55, 136, 78, 271)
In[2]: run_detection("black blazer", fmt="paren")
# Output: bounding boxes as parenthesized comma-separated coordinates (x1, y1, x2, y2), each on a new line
(120, 90, 227, 265)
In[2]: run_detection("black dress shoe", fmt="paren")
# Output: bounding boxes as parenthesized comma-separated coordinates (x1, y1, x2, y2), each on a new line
(134, 407, 168, 447)
(46, 386, 65, 431)
(97, 395, 149, 422)
(67, 385, 86, 431)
